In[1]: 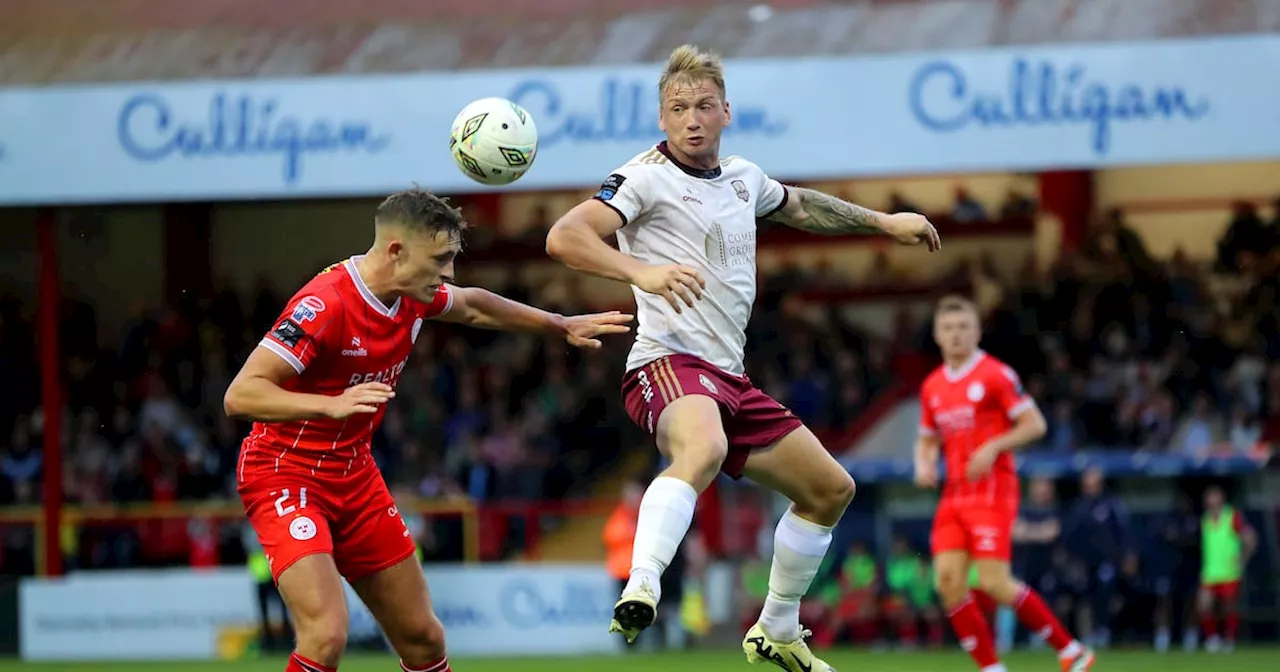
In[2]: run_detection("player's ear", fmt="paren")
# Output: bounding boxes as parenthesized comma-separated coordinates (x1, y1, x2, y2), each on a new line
(657, 108, 667, 133)
(723, 99, 731, 127)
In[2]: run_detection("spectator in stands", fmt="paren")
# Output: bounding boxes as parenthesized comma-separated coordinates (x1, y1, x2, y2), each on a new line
(1014, 478, 1062, 601)
(1044, 400, 1083, 452)
(1063, 468, 1130, 647)
(950, 186, 988, 223)
(1171, 393, 1224, 456)
(998, 189, 1037, 220)
(1, 419, 41, 504)
(1111, 551, 1158, 646)
(887, 190, 921, 216)
(1216, 201, 1270, 271)
(1083, 208, 1156, 277)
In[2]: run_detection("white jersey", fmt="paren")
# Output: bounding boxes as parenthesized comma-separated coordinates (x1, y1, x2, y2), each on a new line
(594, 142, 788, 375)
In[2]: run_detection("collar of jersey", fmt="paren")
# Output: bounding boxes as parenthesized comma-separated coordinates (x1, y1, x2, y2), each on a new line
(657, 141, 722, 179)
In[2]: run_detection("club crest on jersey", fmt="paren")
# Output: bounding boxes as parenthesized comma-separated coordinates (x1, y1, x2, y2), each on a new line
(595, 173, 626, 201)
(967, 382, 985, 402)
(290, 295, 326, 323)
(731, 179, 749, 202)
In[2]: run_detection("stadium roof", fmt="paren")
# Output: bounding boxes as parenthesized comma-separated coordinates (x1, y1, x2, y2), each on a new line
(1, 0, 1276, 83)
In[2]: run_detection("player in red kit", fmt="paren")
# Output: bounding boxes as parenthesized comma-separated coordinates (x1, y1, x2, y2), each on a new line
(914, 296, 1094, 672)
(224, 189, 632, 672)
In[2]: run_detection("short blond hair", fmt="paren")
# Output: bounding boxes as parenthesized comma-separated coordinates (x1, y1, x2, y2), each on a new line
(659, 45, 726, 99)
(935, 295, 978, 317)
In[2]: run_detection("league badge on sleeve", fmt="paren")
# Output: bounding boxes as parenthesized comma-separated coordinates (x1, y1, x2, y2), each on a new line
(271, 319, 306, 347)
(595, 173, 627, 201)
(290, 295, 326, 323)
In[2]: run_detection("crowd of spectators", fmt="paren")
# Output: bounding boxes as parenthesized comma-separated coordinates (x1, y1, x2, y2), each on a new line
(0, 190, 1276, 573)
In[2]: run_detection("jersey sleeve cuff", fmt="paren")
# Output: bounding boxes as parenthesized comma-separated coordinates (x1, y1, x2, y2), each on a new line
(757, 181, 789, 218)
(259, 338, 306, 374)
(592, 196, 630, 226)
(1007, 398, 1035, 419)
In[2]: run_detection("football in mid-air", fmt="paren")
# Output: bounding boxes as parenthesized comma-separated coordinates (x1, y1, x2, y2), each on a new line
(449, 97, 538, 186)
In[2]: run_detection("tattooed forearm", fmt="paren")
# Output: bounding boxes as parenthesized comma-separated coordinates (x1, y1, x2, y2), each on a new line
(770, 187, 886, 235)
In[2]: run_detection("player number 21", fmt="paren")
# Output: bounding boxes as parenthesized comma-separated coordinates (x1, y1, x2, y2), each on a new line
(274, 488, 308, 517)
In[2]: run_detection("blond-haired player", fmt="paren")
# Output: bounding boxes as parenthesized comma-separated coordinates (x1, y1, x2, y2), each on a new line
(916, 296, 1094, 672)
(547, 45, 940, 671)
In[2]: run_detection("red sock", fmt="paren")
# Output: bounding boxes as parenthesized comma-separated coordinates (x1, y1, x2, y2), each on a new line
(286, 653, 337, 672)
(973, 590, 997, 626)
(1201, 615, 1218, 638)
(1224, 611, 1239, 641)
(1012, 585, 1074, 651)
(927, 619, 945, 646)
(401, 657, 451, 672)
(898, 618, 919, 644)
(947, 596, 1000, 669)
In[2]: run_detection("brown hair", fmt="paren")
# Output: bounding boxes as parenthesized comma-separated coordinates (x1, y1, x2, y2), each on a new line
(935, 295, 978, 317)
(375, 187, 469, 237)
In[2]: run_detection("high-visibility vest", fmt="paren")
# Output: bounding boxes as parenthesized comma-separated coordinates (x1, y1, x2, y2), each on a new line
(248, 551, 272, 584)
(1202, 506, 1243, 584)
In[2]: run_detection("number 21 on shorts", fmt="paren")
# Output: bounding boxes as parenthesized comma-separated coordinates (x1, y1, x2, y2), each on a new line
(273, 487, 309, 516)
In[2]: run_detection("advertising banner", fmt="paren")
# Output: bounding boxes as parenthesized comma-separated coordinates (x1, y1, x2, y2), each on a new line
(0, 35, 1277, 204)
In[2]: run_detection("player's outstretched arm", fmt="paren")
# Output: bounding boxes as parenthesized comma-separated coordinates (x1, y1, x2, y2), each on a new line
(436, 285, 633, 349)
(224, 348, 393, 422)
(767, 186, 941, 251)
(547, 200, 706, 312)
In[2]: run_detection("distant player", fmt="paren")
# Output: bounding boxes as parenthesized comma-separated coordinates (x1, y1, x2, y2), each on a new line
(1197, 484, 1256, 653)
(914, 296, 1094, 672)
(225, 189, 631, 672)
(546, 44, 940, 672)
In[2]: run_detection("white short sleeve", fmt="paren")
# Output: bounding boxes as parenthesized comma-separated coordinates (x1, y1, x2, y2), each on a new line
(755, 173, 788, 218)
(592, 166, 649, 225)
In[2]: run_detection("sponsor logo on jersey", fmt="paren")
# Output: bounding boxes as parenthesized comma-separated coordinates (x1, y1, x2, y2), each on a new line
(342, 347, 368, 357)
(290, 295, 326, 323)
(731, 179, 750, 202)
(595, 173, 626, 201)
(347, 357, 409, 387)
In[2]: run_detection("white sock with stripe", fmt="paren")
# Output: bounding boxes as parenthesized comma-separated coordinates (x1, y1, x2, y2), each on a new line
(622, 476, 698, 603)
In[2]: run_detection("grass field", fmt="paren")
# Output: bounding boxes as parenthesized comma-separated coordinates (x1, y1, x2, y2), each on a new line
(1, 649, 1274, 671)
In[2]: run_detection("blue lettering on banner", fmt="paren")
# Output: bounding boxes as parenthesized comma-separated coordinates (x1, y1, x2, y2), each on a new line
(908, 58, 1211, 155)
(509, 78, 788, 147)
(117, 93, 391, 185)
(434, 603, 492, 629)
(499, 579, 613, 629)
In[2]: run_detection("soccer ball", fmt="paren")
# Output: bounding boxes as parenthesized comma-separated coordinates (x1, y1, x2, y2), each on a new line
(449, 97, 538, 186)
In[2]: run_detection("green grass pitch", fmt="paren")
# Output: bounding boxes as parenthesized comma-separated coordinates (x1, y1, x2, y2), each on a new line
(1, 648, 1274, 671)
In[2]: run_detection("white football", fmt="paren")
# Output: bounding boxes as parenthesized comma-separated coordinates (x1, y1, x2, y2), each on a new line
(449, 97, 539, 186)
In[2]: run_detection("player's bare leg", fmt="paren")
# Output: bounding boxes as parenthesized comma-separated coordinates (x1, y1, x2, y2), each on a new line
(350, 556, 450, 672)
(737, 426, 854, 672)
(972, 559, 1093, 671)
(612, 395, 726, 643)
(934, 550, 1003, 672)
(277, 554, 351, 672)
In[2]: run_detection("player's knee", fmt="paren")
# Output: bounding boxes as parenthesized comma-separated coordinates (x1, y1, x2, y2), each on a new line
(663, 431, 728, 487)
(976, 568, 1018, 602)
(398, 613, 448, 663)
(792, 471, 856, 522)
(295, 617, 348, 663)
(934, 568, 967, 602)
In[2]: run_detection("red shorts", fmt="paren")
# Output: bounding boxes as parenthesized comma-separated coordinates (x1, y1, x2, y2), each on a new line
(930, 499, 1016, 560)
(1203, 581, 1241, 601)
(238, 457, 416, 583)
(621, 354, 803, 479)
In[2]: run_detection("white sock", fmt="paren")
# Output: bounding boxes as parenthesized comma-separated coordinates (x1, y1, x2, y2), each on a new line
(758, 509, 834, 642)
(980, 665, 1007, 672)
(1058, 640, 1083, 659)
(622, 476, 698, 602)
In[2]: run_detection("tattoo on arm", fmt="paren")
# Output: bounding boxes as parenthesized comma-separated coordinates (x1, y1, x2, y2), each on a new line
(771, 187, 884, 235)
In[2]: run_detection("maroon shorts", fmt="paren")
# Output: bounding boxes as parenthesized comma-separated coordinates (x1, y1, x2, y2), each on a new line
(238, 457, 416, 583)
(621, 354, 803, 478)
